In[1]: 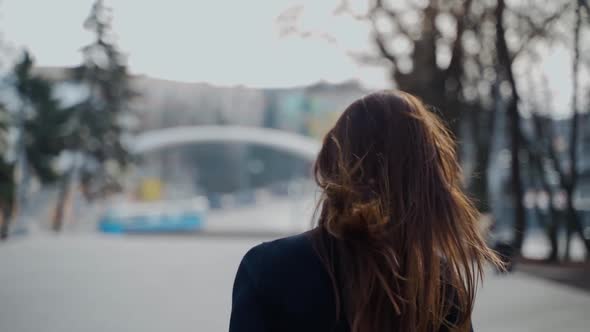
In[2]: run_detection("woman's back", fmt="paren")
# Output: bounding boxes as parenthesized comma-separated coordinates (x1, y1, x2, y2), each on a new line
(229, 231, 472, 332)
(230, 232, 341, 332)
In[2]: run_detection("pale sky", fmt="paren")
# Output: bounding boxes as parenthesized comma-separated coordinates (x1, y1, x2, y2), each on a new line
(1, 0, 389, 88)
(0, 0, 583, 113)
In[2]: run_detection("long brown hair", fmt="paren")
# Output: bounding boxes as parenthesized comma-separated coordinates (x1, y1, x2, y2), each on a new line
(312, 90, 501, 332)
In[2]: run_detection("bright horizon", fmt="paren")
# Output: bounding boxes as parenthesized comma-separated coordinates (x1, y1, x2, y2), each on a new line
(1, 0, 391, 89)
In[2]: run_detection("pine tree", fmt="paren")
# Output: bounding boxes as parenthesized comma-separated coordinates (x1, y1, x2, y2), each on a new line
(76, 0, 135, 194)
(1, 51, 69, 238)
(53, 0, 135, 230)
(15, 52, 70, 182)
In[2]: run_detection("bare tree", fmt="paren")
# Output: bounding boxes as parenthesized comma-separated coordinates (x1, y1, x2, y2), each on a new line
(524, 89, 562, 261)
(553, 1, 589, 259)
(280, 0, 504, 211)
(518, 1, 590, 260)
(494, 0, 527, 252)
(279, 0, 587, 258)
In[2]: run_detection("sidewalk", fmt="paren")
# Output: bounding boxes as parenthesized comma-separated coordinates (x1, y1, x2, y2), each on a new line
(1, 234, 589, 332)
(516, 259, 590, 292)
(474, 270, 590, 332)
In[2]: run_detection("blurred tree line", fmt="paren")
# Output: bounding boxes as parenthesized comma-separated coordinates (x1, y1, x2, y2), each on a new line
(280, 0, 590, 261)
(0, 0, 134, 238)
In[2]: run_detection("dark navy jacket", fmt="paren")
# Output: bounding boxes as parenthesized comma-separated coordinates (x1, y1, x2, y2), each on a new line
(229, 232, 473, 331)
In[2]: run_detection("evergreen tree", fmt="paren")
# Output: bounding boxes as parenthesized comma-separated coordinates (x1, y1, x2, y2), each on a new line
(74, 0, 135, 195)
(1, 51, 68, 238)
(15, 52, 70, 182)
(53, 0, 135, 230)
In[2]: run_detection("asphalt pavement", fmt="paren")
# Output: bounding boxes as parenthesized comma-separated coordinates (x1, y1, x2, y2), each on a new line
(0, 234, 588, 332)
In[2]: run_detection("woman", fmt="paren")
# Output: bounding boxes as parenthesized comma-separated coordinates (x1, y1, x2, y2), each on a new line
(229, 91, 501, 332)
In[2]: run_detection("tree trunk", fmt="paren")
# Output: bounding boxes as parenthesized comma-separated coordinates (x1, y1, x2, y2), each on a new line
(468, 105, 496, 213)
(508, 102, 526, 252)
(546, 209, 560, 262)
(565, 187, 590, 260)
(562, 2, 589, 261)
(571, 2, 589, 260)
(526, 134, 559, 261)
(52, 170, 73, 232)
(564, 220, 571, 261)
(0, 203, 11, 240)
(496, 0, 526, 252)
(564, 188, 576, 261)
(529, 167, 559, 261)
(470, 148, 491, 213)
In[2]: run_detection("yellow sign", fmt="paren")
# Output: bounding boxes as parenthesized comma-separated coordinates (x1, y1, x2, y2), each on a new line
(138, 178, 163, 201)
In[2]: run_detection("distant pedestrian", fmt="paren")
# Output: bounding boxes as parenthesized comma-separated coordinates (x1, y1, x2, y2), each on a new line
(229, 91, 503, 332)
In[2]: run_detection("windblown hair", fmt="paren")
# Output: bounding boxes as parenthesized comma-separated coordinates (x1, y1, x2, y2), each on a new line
(312, 91, 502, 332)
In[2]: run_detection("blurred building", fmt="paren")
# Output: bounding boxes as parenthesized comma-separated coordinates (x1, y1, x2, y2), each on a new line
(35, 67, 367, 202)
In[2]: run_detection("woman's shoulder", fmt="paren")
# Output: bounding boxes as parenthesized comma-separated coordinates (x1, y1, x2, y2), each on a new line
(232, 231, 341, 331)
(237, 230, 328, 293)
(241, 231, 317, 270)
(235, 230, 335, 314)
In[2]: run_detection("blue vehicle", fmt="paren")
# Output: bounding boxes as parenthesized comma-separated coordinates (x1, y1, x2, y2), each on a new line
(98, 197, 208, 234)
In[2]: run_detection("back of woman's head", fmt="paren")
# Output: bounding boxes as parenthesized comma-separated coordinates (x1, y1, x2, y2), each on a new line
(313, 90, 501, 332)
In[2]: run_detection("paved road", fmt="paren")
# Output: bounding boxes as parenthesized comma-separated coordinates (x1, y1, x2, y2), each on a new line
(1, 234, 588, 332)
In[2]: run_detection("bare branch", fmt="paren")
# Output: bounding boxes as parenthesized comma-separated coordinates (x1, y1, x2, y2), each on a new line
(569, 1, 582, 188)
(509, 1, 573, 61)
(372, 26, 400, 69)
(347, 51, 390, 67)
(444, 0, 473, 80)
(372, 0, 413, 38)
(333, 0, 371, 20)
(581, 0, 590, 21)
(530, 75, 570, 190)
(533, 113, 569, 189)
(368, 0, 405, 70)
